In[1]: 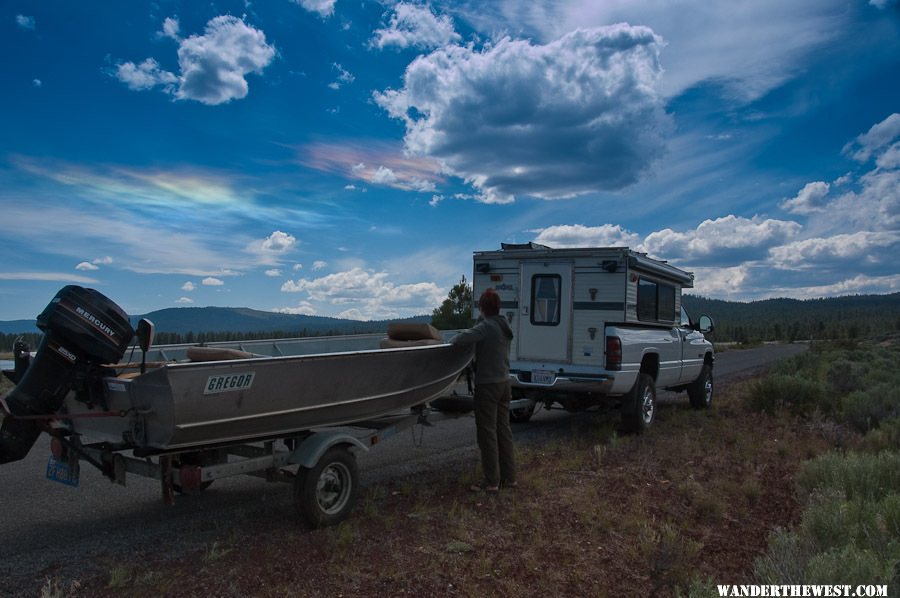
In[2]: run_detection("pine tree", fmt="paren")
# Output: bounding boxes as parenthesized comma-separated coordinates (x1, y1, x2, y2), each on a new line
(431, 276, 474, 330)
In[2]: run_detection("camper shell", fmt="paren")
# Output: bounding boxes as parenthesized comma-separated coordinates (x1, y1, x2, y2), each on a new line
(471, 243, 714, 429)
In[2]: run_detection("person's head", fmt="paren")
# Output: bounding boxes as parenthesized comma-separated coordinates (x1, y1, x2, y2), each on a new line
(478, 288, 501, 317)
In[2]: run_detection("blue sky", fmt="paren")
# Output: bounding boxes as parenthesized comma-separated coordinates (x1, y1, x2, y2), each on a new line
(1, 0, 898, 322)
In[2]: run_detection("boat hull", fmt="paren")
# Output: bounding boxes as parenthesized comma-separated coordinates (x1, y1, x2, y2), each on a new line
(68, 342, 472, 450)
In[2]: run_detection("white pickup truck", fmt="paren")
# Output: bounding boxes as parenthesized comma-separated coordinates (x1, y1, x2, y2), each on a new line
(471, 244, 715, 432)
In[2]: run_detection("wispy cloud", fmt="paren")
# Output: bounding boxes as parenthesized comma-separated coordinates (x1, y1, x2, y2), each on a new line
(0, 271, 98, 283)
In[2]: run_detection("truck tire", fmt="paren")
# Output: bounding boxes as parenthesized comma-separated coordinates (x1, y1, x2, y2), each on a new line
(294, 446, 359, 529)
(621, 373, 656, 434)
(509, 403, 536, 423)
(687, 364, 713, 410)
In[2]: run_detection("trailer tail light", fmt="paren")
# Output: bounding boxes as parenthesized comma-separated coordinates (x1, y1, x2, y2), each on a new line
(50, 437, 65, 459)
(606, 336, 622, 371)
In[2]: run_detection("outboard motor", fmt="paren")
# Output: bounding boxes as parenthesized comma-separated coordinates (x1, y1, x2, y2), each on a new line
(0, 286, 134, 464)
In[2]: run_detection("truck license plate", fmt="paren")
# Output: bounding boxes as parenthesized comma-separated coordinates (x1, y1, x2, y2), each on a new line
(46, 456, 80, 487)
(531, 370, 555, 385)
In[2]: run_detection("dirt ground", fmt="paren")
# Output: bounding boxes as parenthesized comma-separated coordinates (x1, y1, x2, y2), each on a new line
(49, 374, 837, 598)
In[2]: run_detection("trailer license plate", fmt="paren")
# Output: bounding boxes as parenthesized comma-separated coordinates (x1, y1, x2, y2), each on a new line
(46, 456, 80, 487)
(532, 370, 555, 385)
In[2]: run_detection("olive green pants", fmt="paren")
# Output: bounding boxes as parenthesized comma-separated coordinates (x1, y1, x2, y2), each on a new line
(474, 381, 516, 487)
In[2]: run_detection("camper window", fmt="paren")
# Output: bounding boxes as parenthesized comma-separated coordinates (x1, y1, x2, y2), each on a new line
(531, 274, 561, 326)
(637, 278, 676, 323)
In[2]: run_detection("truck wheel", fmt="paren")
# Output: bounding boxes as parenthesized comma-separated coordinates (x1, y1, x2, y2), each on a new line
(621, 373, 656, 434)
(687, 364, 713, 410)
(294, 446, 359, 529)
(509, 403, 535, 423)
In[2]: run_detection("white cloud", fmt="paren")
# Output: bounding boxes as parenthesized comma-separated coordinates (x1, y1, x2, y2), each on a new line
(280, 267, 445, 320)
(843, 113, 900, 162)
(780, 181, 830, 214)
(116, 58, 178, 91)
(292, 0, 336, 18)
(532, 224, 641, 248)
(245, 231, 297, 263)
(371, 166, 398, 185)
(75, 262, 100, 271)
(769, 231, 900, 270)
(93, 256, 113, 265)
(463, 1, 851, 102)
(375, 25, 671, 203)
(293, 263, 304, 271)
(641, 216, 801, 265)
(32, 79, 41, 87)
(176, 296, 194, 304)
(160, 17, 181, 40)
(265, 268, 282, 277)
(312, 260, 327, 271)
(182, 281, 196, 291)
(16, 15, 35, 30)
(274, 300, 317, 316)
(202, 277, 225, 286)
(116, 16, 276, 105)
(0, 272, 98, 283)
(371, 2, 461, 50)
(328, 63, 354, 90)
(689, 265, 751, 299)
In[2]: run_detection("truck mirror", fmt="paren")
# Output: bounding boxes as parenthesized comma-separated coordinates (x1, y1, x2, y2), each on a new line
(698, 315, 714, 334)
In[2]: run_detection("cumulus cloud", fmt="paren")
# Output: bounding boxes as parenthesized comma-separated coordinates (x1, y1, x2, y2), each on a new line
(312, 260, 328, 271)
(202, 277, 224, 286)
(176, 296, 194, 304)
(532, 224, 641, 248)
(75, 262, 100, 271)
(116, 16, 276, 105)
(371, 166, 398, 185)
(265, 269, 282, 277)
(182, 281, 196, 291)
(371, 2, 461, 50)
(292, 0, 336, 18)
(246, 231, 298, 263)
(280, 267, 445, 320)
(160, 17, 181, 40)
(780, 181, 830, 214)
(375, 25, 671, 203)
(274, 300, 317, 316)
(16, 15, 35, 30)
(769, 232, 900, 270)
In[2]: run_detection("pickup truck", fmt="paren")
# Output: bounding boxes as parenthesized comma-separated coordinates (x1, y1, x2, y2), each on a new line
(471, 244, 715, 432)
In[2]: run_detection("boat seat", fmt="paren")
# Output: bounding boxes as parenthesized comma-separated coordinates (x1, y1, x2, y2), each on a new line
(187, 347, 255, 362)
(379, 322, 444, 349)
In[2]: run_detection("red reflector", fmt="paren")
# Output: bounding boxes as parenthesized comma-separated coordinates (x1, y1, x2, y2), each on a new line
(179, 465, 203, 492)
(50, 438, 65, 459)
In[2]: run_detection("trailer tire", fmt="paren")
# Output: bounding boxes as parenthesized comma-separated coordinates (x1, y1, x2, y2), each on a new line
(294, 446, 359, 529)
(687, 364, 713, 410)
(621, 373, 656, 434)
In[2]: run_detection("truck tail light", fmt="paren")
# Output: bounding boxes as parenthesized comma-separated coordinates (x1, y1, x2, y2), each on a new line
(606, 336, 622, 371)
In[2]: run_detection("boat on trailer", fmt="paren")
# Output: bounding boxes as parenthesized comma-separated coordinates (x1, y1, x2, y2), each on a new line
(0, 286, 473, 527)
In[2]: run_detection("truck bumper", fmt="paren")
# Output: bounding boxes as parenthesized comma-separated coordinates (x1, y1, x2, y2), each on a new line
(510, 370, 617, 395)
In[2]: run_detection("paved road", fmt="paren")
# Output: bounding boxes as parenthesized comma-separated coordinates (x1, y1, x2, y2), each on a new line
(0, 343, 806, 594)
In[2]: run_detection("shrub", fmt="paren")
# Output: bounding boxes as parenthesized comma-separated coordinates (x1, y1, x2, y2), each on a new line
(795, 451, 900, 502)
(840, 384, 900, 433)
(861, 417, 900, 453)
(803, 545, 897, 587)
(746, 374, 828, 417)
(826, 358, 869, 395)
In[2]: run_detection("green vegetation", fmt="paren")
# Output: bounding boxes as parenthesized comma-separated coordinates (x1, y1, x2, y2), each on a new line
(430, 275, 474, 330)
(746, 338, 900, 589)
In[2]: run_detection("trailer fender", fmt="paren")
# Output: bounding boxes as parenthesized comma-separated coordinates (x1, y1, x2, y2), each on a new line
(288, 432, 369, 469)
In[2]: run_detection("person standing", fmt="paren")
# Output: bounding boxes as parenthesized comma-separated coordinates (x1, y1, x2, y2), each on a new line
(451, 288, 516, 492)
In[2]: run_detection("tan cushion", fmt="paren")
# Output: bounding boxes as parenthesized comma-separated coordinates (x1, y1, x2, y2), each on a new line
(386, 322, 442, 341)
(187, 347, 254, 362)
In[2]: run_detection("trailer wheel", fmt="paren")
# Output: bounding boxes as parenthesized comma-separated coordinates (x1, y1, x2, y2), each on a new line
(509, 403, 535, 423)
(294, 446, 359, 529)
(687, 364, 713, 410)
(621, 373, 656, 434)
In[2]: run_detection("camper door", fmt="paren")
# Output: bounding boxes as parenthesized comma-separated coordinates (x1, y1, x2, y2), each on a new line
(518, 262, 572, 362)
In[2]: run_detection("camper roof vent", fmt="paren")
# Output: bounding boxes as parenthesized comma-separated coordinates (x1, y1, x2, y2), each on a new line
(500, 242, 550, 251)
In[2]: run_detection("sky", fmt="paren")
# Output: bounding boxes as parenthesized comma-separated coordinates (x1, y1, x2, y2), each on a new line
(1, 0, 899, 322)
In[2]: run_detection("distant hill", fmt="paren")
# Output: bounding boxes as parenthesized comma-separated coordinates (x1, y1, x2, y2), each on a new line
(0, 306, 429, 338)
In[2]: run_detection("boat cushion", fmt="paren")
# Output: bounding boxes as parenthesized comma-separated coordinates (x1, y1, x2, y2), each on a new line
(187, 347, 254, 362)
(386, 322, 442, 341)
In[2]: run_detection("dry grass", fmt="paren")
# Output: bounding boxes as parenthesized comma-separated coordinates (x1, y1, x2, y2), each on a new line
(57, 379, 836, 598)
